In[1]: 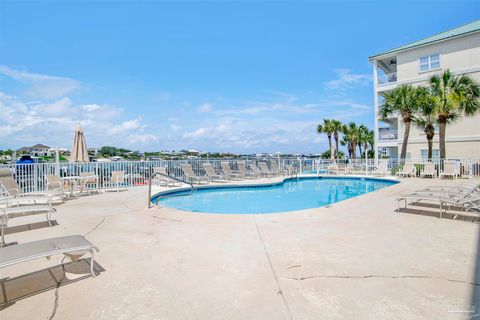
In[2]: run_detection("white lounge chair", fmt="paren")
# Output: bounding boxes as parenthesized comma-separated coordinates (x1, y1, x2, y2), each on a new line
(411, 181, 480, 197)
(153, 167, 182, 188)
(203, 163, 228, 182)
(0, 168, 59, 204)
(269, 160, 285, 176)
(258, 162, 276, 177)
(249, 163, 268, 178)
(236, 161, 257, 179)
(420, 163, 437, 178)
(397, 192, 480, 218)
(221, 161, 242, 180)
(327, 164, 339, 175)
(439, 161, 459, 179)
(0, 200, 56, 246)
(181, 164, 209, 185)
(396, 163, 416, 177)
(0, 235, 99, 277)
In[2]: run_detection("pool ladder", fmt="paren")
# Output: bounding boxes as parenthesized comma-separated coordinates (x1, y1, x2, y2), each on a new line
(147, 171, 196, 208)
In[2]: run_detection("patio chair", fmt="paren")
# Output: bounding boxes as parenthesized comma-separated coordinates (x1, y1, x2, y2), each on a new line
(0, 235, 99, 277)
(181, 164, 209, 185)
(371, 161, 389, 177)
(79, 172, 99, 192)
(439, 161, 459, 179)
(203, 163, 228, 182)
(419, 163, 437, 178)
(46, 174, 70, 198)
(237, 161, 257, 179)
(103, 171, 127, 192)
(0, 201, 56, 246)
(396, 163, 416, 177)
(153, 167, 182, 187)
(221, 161, 242, 180)
(0, 168, 59, 204)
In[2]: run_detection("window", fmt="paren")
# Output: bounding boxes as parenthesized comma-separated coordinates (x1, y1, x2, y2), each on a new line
(419, 54, 440, 72)
(421, 149, 440, 160)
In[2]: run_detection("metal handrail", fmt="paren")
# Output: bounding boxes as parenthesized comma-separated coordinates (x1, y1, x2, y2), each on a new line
(147, 171, 196, 208)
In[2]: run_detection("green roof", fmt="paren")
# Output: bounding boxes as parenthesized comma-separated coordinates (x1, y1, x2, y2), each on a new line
(369, 20, 480, 60)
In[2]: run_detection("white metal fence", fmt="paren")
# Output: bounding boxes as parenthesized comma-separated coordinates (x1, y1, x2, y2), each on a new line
(1, 157, 479, 194)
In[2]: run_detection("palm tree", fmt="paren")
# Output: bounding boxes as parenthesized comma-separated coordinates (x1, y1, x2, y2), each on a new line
(321, 150, 345, 160)
(413, 88, 436, 160)
(341, 122, 361, 159)
(317, 119, 336, 161)
(379, 84, 422, 160)
(359, 125, 374, 158)
(429, 70, 480, 158)
(331, 120, 343, 160)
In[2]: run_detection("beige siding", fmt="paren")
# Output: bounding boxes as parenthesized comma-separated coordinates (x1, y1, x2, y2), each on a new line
(397, 32, 480, 81)
(383, 32, 480, 159)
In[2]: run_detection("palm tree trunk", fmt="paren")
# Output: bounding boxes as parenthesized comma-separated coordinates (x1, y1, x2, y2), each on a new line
(352, 143, 357, 159)
(438, 117, 447, 159)
(427, 137, 433, 160)
(358, 144, 362, 158)
(400, 119, 411, 160)
(328, 135, 334, 161)
(334, 134, 339, 161)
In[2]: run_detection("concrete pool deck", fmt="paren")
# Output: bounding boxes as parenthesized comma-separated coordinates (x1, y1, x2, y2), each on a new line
(1, 176, 479, 319)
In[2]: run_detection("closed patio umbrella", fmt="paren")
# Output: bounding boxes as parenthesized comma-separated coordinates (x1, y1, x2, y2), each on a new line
(70, 125, 89, 162)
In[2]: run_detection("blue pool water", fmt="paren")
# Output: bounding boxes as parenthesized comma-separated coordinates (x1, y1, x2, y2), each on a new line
(154, 177, 397, 214)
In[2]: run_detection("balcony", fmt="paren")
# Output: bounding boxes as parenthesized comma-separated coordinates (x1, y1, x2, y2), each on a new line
(377, 72, 397, 85)
(378, 129, 398, 141)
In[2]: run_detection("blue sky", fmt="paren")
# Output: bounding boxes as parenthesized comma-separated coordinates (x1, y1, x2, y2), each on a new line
(0, 1, 478, 154)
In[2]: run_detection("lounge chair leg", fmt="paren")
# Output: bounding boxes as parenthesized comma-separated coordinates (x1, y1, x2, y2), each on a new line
(90, 249, 96, 277)
(0, 217, 5, 247)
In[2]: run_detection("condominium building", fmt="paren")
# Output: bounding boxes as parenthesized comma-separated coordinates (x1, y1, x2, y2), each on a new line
(369, 20, 480, 160)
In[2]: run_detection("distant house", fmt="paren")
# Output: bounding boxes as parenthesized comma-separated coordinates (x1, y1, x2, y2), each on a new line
(31, 144, 52, 157)
(16, 144, 52, 157)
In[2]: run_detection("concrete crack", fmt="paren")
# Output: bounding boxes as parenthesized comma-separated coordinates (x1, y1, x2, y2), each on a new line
(254, 218, 293, 320)
(48, 284, 60, 320)
(84, 217, 106, 237)
(282, 274, 480, 286)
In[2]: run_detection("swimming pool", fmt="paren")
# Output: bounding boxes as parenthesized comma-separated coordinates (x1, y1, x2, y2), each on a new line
(154, 177, 397, 214)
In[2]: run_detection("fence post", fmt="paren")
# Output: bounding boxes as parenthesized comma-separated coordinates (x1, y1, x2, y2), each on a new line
(55, 149, 60, 176)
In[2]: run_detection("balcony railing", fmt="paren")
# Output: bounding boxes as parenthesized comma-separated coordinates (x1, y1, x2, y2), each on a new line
(378, 129, 398, 141)
(377, 72, 397, 85)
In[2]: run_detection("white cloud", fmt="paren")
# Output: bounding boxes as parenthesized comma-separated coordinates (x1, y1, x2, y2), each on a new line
(324, 69, 371, 91)
(170, 124, 181, 132)
(183, 128, 208, 139)
(82, 104, 102, 112)
(196, 102, 213, 113)
(127, 133, 159, 144)
(34, 97, 73, 117)
(0, 92, 151, 148)
(108, 119, 145, 135)
(0, 65, 81, 99)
